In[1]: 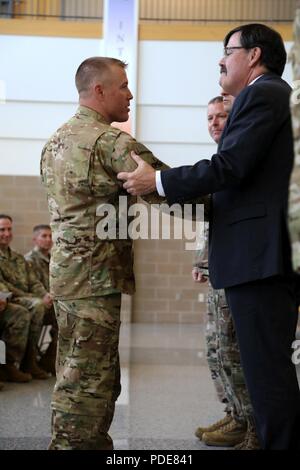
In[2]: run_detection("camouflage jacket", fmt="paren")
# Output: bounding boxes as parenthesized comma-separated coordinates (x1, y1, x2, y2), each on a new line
(289, 5, 300, 271)
(0, 247, 47, 299)
(0, 270, 11, 294)
(25, 247, 50, 291)
(41, 106, 168, 300)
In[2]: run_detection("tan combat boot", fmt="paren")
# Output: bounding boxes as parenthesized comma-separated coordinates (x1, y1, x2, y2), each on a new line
(234, 424, 261, 450)
(21, 342, 49, 380)
(195, 413, 233, 440)
(202, 418, 247, 447)
(4, 364, 32, 383)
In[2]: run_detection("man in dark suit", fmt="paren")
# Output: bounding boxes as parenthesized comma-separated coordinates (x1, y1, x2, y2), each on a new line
(118, 24, 300, 449)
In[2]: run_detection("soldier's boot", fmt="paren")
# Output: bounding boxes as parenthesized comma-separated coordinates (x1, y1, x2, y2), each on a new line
(21, 342, 49, 380)
(195, 412, 233, 440)
(202, 418, 247, 447)
(39, 331, 57, 376)
(234, 424, 261, 450)
(3, 364, 32, 383)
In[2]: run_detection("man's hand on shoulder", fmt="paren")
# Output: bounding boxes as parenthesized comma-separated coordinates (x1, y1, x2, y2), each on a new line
(117, 152, 156, 196)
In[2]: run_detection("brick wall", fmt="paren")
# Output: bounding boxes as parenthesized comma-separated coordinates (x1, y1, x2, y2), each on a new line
(0, 175, 207, 324)
(0, 175, 49, 254)
(133, 239, 207, 323)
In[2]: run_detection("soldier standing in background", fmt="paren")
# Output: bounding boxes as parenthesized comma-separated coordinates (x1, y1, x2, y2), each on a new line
(41, 57, 168, 450)
(25, 225, 57, 375)
(193, 95, 259, 449)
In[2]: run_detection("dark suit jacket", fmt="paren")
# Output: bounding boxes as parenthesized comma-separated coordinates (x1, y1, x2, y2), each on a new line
(161, 74, 294, 289)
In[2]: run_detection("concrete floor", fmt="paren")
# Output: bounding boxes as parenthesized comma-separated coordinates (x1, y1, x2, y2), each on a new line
(0, 323, 299, 450)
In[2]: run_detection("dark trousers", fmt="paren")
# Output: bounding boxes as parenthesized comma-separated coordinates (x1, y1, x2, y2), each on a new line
(225, 275, 300, 449)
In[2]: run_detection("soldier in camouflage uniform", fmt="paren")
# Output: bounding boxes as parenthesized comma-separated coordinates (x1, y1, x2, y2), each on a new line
(25, 225, 57, 375)
(193, 96, 259, 449)
(25, 225, 52, 291)
(0, 215, 51, 380)
(289, 1, 300, 276)
(193, 98, 229, 411)
(41, 57, 169, 450)
(0, 292, 33, 383)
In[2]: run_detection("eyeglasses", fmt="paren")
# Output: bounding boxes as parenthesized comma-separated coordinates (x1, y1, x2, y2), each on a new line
(223, 46, 245, 57)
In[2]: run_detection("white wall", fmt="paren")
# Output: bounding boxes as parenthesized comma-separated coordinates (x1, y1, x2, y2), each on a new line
(0, 35, 102, 175)
(0, 34, 293, 175)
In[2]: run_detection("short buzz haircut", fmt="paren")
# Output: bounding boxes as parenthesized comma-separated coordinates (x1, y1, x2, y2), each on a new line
(33, 224, 51, 234)
(224, 23, 286, 77)
(75, 57, 128, 95)
(208, 96, 224, 106)
(0, 214, 12, 222)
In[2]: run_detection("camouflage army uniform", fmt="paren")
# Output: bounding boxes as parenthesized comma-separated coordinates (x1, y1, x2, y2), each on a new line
(25, 247, 58, 372)
(289, 3, 300, 272)
(25, 247, 51, 291)
(0, 247, 46, 347)
(0, 278, 32, 367)
(196, 223, 227, 405)
(41, 105, 168, 450)
(0, 301, 32, 365)
(194, 224, 254, 426)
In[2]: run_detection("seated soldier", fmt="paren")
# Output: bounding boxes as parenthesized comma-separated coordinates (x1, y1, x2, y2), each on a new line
(25, 225, 57, 375)
(0, 289, 33, 383)
(0, 214, 51, 379)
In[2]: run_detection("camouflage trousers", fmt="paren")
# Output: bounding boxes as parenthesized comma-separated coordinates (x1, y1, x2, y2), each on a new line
(0, 302, 31, 364)
(13, 297, 45, 347)
(205, 286, 254, 425)
(49, 294, 122, 450)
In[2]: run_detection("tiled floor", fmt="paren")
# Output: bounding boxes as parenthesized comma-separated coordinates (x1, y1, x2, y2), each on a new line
(0, 323, 299, 450)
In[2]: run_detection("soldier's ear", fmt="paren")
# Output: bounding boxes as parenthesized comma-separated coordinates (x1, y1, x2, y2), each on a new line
(95, 83, 104, 98)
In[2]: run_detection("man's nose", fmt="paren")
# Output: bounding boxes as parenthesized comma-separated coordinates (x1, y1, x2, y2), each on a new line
(219, 56, 225, 68)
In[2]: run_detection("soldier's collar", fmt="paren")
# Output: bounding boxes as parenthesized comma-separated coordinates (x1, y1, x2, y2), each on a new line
(76, 106, 108, 125)
(34, 246, 51, 262)
(0, 246, 12, 258)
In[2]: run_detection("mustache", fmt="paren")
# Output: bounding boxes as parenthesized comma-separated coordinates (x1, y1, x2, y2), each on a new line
(220, 66, 227, 74)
